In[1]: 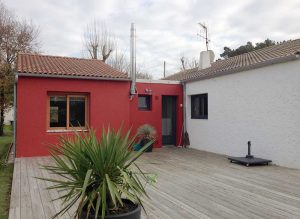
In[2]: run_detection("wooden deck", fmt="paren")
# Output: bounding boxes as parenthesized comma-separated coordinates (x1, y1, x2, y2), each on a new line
(9, 148, 300, 219)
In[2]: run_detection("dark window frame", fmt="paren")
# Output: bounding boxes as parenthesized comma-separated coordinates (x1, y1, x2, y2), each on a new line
(138, 95, 151, 111)
(47, 94, 88, 130)
(191, 93, 208, 119)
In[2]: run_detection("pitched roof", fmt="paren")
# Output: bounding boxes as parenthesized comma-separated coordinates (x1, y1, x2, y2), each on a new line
(164, 39, 300, 82)
(16, 53, 129, 80)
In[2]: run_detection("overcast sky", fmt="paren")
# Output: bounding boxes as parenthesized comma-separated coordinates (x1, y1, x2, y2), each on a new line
(5, 0, 300, 79)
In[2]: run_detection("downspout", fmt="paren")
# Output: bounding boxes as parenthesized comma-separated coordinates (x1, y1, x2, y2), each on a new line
(130, 23, 137, 98)
(182, 82, 187, 145)
(13, 74, 18, 159)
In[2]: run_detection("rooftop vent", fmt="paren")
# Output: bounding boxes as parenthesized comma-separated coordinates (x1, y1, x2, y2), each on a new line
(198, 50, 215, 70)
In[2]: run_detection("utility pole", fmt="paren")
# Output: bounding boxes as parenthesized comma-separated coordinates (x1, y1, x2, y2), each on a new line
(198, 23, 209, 51)
(163, 61, 166, 78)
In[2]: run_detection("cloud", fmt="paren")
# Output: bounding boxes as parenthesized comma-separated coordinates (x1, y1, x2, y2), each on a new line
(4, 0, 300, 78)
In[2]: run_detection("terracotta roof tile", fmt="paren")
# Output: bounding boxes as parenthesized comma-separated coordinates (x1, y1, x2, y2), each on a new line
(164, 39, 300, 81)
(17, 53, 129, 80)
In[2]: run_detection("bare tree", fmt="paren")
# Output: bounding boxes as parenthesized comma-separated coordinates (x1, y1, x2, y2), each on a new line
(83, 20, 116, 62)
(83, 20, 152, 79)
(107, 49, 130, 73)
(107, 49, 152, 79)
(180, 57, 186, 70)
(179, 55, 198, 71)
(0, 1, 40, 135)
(136, 71, 152, 80)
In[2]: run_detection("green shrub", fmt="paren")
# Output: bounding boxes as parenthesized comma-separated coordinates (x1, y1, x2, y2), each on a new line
(39, 127, 156, 219)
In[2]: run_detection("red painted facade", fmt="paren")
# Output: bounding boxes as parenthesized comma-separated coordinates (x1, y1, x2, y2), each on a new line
(131, 83, 183, 147)
(16, 76, 183, 157)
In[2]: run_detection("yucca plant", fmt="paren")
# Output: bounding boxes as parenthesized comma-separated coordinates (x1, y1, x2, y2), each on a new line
(137, 124, 156, 141)
(38, 127, 156, 219)
(137, 124, 156, 153)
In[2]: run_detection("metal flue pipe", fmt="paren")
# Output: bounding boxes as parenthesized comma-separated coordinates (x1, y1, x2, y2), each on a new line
(130, 23, 137, 95)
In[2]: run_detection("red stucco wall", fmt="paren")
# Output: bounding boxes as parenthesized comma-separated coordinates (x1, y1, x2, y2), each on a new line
(131, 83, 183, 147)
(16, 76, 183, 157)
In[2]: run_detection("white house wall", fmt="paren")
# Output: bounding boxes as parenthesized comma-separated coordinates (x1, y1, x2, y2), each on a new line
(185, 60, 300, 169)
(4, 108, 14, 125)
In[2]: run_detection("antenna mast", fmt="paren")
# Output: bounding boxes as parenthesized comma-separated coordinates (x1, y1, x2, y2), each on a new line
(198, 23, 209, 51)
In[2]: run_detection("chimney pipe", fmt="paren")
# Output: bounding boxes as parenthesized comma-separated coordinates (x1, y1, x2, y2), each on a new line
(130, 23, 136, 95)
(198, 50, 215, 70)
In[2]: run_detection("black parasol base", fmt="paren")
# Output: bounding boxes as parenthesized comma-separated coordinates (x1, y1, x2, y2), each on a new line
(228, 141, 272, 167)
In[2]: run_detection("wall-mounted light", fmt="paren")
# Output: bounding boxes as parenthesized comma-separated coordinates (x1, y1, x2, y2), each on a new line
(145, 88, 152, 95)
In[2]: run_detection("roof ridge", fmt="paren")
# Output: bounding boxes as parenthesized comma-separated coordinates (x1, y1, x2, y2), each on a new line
(163, 38, 300, 81)
(176, 40, 297, 74)
(18, 53, 105, 62)
(224, 39, 299, 62)
(17, 53, 129, 80)
(254, 39, 300, 52)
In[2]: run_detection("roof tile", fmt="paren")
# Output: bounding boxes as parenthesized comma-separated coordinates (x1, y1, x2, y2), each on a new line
(17, 54, 129, 80)
(164, 39, 300, 81)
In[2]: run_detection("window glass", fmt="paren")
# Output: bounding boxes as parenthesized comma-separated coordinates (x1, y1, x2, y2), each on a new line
(69, 97, 86, 127)
(191, 94, 208, 119)
(48, 94, 88, 129)
(50, 96, 67, 127)
(138, 95, 151, 110)
(192, 96, 200, 118)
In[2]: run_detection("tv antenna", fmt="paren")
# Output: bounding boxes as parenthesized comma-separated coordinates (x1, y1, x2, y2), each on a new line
(197, 22, 210, 51)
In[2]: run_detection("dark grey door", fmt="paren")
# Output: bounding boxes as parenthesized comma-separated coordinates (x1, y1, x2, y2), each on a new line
(162, 96, 176, 145)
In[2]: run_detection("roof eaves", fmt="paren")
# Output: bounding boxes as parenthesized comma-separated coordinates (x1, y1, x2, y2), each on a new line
(16, 72, 131, 81)
(182, 53, 300, 83)
(136, 78, 181, 84)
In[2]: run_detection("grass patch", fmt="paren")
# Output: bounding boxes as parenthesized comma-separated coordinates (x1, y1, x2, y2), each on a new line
(0, 126, 12, 160)
(0, 164, 13, 219)
(0, 125, 13, 219)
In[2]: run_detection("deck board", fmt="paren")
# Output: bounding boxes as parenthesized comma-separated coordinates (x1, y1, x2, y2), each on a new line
(9, 148, 300, 219)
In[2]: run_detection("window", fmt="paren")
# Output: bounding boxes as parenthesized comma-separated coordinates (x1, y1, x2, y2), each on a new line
(69, 96, 86, 127)
(48, 94, 88, 130)
(138, 95, 151, 111)
(49, 96, 67, 127)
(191, 94, 208, 119)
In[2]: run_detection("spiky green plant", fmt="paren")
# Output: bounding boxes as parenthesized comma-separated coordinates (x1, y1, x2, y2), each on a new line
(137, 124, 156, 140)
(38, 127, 156, 219)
